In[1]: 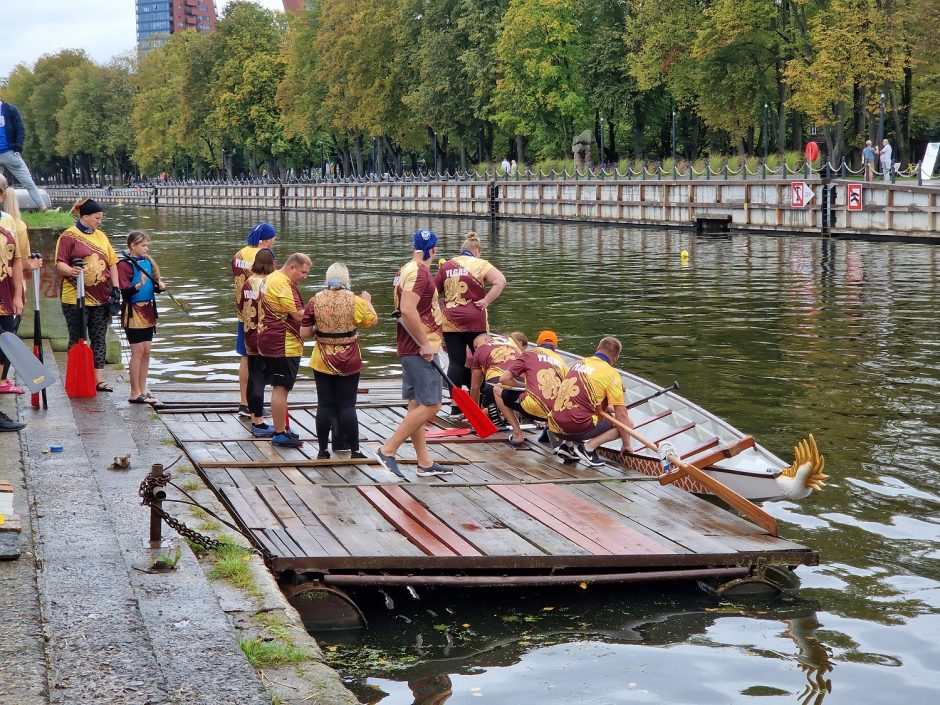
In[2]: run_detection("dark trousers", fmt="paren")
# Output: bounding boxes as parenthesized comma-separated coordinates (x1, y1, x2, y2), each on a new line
(443, 331, 480, 391)
(313, 371, 361, 452)
(62, 303, 110, 369)
(246, 355, 267, 417)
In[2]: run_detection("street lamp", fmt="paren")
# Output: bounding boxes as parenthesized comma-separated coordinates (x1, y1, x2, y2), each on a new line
(671, 109, 676, 163)
(478, 127, 484, 165)
(599, 116, 605, 167)
(763, 102, 769, 159)
(877, 92, 886, 145)
(432, 130, 439, 174)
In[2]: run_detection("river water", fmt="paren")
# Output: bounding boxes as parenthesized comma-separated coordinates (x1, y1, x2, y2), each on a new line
(83, 206, 940, 704)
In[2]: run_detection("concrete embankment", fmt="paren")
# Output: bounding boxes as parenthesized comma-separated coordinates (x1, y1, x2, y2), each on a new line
(42, 179, 940, 240)
(0, 346, 357, 705)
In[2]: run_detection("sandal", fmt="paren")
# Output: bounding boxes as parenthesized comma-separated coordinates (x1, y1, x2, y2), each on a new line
(96, 382, 114, 392)
(0, 381, 25, 395)
(507, 437, 526, 448)
(129, 395, 149, 404)
(142, 392, 160, 405)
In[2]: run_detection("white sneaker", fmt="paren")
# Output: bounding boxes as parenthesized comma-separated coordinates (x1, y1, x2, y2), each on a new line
(373, 449, 406, 483)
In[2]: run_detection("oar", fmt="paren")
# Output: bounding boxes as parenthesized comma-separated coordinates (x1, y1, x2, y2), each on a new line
(392, 311, 497, 438)
(596, 405, 778, 536)
(64, 260, 96, 398)
(626, 380, 679, 410)
(30, 255, 47, 409)
(120, 250, 191, 316)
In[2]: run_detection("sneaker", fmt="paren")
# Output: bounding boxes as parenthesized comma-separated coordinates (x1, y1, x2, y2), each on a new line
(0, 411, 25, 432)
(553, 441, 579, 461)
(333, 449, 352, 460)
(537, 429, 550, 444)
(271, 432, 303, 448)
(316, 450, 331, 460)
(284, 428, 300, 439)
(448, 405, 463, 418)
(349, 451, 368, 460)
(237, 404, 251, 418)
(373, 449, 406, 483)
(251, 423, 275, 438)
(572, 443, 606, 467)
(415, 462, 455, 478)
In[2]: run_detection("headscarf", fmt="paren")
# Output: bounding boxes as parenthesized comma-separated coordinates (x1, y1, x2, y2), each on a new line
(412, 229, 437, 261)
(246, 222, 276, 246)
(70, 198, 103, 217)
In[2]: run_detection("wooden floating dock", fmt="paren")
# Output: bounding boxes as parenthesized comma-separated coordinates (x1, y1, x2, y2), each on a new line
(157, 379, 817, 593)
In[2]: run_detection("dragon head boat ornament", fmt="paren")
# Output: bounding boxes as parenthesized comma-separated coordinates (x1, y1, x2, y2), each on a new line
(776, 434, 828, 500)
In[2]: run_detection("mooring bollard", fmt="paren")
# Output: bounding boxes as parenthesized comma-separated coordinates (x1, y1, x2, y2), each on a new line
(149, 463, 167, 544)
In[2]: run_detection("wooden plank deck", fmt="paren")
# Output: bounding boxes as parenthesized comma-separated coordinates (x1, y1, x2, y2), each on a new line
(156, 378, 817, 582)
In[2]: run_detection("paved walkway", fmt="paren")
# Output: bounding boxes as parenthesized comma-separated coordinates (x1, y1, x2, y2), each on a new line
(0, 346, 356, 705)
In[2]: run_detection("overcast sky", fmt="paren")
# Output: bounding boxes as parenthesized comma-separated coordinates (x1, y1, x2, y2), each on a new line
(1, 0, 286, 81)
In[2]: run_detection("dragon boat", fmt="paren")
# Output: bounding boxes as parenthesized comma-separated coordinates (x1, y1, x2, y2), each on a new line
(538, 350, 828, 504)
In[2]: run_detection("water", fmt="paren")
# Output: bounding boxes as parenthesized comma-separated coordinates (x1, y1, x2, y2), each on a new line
(75, 206, 940, 703)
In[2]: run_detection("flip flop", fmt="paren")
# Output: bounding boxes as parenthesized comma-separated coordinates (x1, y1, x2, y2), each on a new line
(128, 395, 149, 404)
(0, 381, 25, 394)
(142, 393, 160, 405)
(507, 438, 526, 448)
(96, 382, 114, 392)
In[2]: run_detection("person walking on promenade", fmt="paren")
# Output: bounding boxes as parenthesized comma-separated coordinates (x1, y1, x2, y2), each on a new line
(117, 231, 166, 405)
(0, 93, 47, 211)
(497, 329, 569, 447)
(878, 138, 893, 183)
(862, 140, 876, 182)
(0, 184, 25, 398)
(548, 336, 635, 467)
(500, 157, 510, 174)
(257, 252, 310, 448)
(238, 248, 276, 437)
(374, 229, 454, 481)
(55, 199, 119, 392)
(232, 222, 277, 417)
(300, 262, 377, 460)
(435, 232, 506, 415)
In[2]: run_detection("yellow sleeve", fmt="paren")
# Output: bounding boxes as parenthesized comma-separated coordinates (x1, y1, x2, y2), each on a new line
(354, 296, 377, 328)
(103, 234, 118, 266)
(399, 264, 418, 292)
(472, 258, 494, 281)
(271, 277, 298, 313)
(605, 369, 625, 406)
(14, 220, 29, 260)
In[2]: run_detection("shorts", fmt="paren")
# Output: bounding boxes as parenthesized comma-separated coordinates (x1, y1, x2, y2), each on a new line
(400, 355, 443, 406)
(264, 356, 300, 390)
(235, 321, 247, 357)
(556, 418, 614, 442)
(500, 387, 525, 413)
(125, 327, 154, 344)
(479, 375, 500, 408)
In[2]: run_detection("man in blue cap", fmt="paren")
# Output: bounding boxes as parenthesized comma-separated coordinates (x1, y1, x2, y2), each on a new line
(231, 223, 276, 416)
(374, 229, 454, 481)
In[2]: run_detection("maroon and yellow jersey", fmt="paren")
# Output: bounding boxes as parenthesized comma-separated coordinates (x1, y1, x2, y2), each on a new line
(257, 270, 303, 358)
(302, 289, 377, 375)
(393, 260, 442, 357)
(239, 274, 267, 356)
(117, 260, 157, 330)
(434, 254, 493, 333)
(467, 335, 521, 380)
(232, 245, 267, 321)
(549, 355, 625, 435)
(55, 225, 117, 306)
(504, 346, 569, 419)
(0, 216, 17, 316)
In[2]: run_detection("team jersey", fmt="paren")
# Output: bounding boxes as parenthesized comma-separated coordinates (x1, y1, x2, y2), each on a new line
(232, 245, 264, 321)
(393, 260, 442, 357)
(238, 273, 268, 356)
(503, 346, 569, 419)
(0, 214, 18, 316)
(257, 270, 303, 358)
(117, 257, 158, 330)
(467, 335, 521, 380)
(55, 224, 118, 306)
(302, 288, 377, 375)
(549, 355, 625, 435)
(434, 254, 493, 333)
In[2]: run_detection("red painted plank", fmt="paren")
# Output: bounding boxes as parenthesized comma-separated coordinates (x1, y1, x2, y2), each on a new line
(357, 485, 457, 557)
(634, 409, 673, 429)
(489, 484, 612, 555)
(681, 437, 720, 459)
(379, 485, 483, 556)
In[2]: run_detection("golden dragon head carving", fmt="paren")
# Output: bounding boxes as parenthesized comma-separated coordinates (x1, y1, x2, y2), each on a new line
(776, 434, 828, 500)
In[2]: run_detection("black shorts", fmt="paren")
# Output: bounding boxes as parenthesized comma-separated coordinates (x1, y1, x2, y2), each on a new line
(500, 387, 525, 413)
(125, 327, 154, 344)
(556, 418, 615, 442)
(263, 356, 300, 390)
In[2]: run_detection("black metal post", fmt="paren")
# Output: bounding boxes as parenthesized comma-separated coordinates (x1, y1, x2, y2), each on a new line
(763, 102, 769, 159)
(432, 131, 439, 175)
(878, 93, 886, 145)
(478, 127, 484, 165)
(671, 109, 677, 164)
(148, 463, 166, 544)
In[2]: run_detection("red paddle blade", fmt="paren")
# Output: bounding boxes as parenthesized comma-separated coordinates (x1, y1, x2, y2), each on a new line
(31, 345, 40, 408)
(450, 386, 498, 438)
(425, 427, 473, 439)
(65, 339, 96, 398)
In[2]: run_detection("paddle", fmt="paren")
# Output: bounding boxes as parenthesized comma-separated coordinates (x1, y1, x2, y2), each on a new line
(64, 260, 96, 398)
(596, 406, 778, 536)
(119, 250, 191, 317)
(29, 255, 47, 409)
(0, 333, 57, 394)
(392, 311, 497, 438)
(626, 380, 679, 410)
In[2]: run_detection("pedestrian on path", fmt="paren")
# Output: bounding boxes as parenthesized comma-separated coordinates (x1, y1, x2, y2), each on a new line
(878, 138, 893, 183)
(862, 140, 876, 182)
(0, 93, 47, 211)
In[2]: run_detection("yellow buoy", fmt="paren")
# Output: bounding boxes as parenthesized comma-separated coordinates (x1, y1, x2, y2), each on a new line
(680, 250, 689, 259)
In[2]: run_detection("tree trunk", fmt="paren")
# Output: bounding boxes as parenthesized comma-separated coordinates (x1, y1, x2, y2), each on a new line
(633, 100, 645, 159)
(790, 111, 803, 153)
(352, 135, 363, 176)
(776, 59, 788, 153)
(460, 143, 467, 173)
(515, 134, 524, 164)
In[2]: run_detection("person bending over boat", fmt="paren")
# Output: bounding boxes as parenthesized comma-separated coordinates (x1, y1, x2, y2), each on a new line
(374, 230, 454, 481)
(496, 329, 569, 447)
(467, 331, 524, 432)
(232, 223, 277, 418)
(238, 248, 276, 436)
(257, 252, 310, 448)
(435, 232, 507, 415)
(548, 336, 635, 467)
(300, 262, 377, 460)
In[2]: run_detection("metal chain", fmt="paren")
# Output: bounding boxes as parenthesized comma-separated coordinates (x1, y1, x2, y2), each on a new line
(138, 470, 273, 562)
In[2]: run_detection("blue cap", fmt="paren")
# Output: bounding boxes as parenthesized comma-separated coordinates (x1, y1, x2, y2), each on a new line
(246, 222, 276, 246)
(412, 229, 437, 260)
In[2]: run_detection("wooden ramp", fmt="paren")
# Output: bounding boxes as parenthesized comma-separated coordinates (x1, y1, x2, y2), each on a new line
(155, 379, 817, 585)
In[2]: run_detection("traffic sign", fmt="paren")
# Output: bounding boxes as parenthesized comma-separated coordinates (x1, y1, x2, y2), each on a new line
(847, 183, 863, 211)
(805, 141, 819, 163)
(790, 181, 815, 208)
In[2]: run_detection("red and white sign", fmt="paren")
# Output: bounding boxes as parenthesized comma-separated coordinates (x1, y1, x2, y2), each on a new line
(790, 181, 815, 208)
(847, 183, 863, 211)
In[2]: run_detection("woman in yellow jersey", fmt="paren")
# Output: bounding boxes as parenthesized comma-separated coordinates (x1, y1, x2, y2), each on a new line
(300, 262, 377, 459)
(55, 199, 120, 392)
(0, 177, 33, 395)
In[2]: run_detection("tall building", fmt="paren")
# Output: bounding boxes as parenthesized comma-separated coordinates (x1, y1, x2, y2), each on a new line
(136, 0, 219, 50)
(282, 0, 308, 13)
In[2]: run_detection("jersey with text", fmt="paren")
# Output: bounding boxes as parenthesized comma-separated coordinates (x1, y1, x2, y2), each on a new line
(257, 270, 303, 358)
(434, 254, 493, 333)
(549, 355, 625, 435)
(504, 346, 569, 419)
(393, 260, 442, 356)
(239, 273, 268, 356)
(467, 335, 521, 380)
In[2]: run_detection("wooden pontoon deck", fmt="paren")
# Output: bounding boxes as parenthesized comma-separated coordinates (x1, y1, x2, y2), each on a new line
(157, 379, 817, 587)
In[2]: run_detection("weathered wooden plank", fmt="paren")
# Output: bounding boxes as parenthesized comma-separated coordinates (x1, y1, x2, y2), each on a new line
(378, 485, 483, 556)
(357, 486, 460, 557)
(275, 486, 350, 556)
(219, 486, 277, 530)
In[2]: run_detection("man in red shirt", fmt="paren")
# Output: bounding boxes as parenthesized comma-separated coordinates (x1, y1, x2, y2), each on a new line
(375, 230, 454, 481)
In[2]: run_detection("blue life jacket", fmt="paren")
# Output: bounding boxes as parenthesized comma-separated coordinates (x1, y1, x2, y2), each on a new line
(129, 257, 155, 304)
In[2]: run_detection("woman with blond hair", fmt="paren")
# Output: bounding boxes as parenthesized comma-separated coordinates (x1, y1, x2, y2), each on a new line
(300, 262, 377, 459)
(55, 198, 119, 392)
(0, 177, 26, 396)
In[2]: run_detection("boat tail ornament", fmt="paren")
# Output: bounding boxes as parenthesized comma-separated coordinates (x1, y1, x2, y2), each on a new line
(777, 434, 828, 500)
